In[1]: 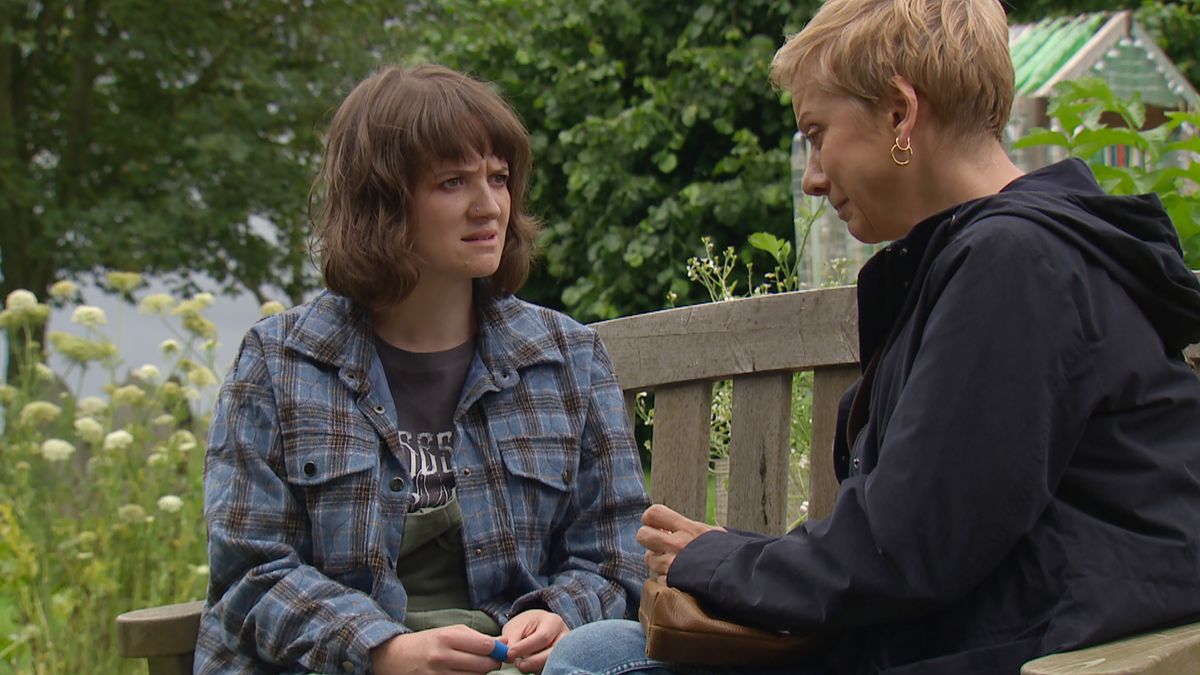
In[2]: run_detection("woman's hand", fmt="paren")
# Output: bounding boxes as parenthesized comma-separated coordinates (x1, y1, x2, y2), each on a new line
(502, 609, 569, 673)
(370, 624, 501, 675)
(636, 504, 725, 581)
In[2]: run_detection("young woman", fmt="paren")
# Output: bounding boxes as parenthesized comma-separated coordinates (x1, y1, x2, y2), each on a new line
(546, 1, 1200, 673)
(196, 64, 648, 675)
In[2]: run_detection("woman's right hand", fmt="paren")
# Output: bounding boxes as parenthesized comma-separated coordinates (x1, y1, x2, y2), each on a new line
(370, 625, 503, 675)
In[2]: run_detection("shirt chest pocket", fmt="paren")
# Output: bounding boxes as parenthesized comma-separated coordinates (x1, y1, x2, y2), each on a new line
(283, 433, 379, 575)
(498, 434, 580, 536)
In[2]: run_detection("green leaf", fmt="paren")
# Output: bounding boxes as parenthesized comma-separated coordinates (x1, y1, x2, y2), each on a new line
(748, 232, 784, 257)
(1012, 129, 1071, 149)
(1167, 136, 1200, 155)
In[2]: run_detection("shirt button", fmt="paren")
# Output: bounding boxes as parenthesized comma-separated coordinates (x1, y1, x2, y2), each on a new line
(303, 461, 317, 477)
(851, 458, 862, 470)
(346, 372, 357, 381)
(474, 547, 484, 557)
(373, 404, 385, 414)
(389, 476, 404, 492)
(461, 468, 471, 477)
(562, 468, 573, 484)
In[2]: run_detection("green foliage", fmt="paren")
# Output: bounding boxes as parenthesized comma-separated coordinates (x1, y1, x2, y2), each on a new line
(396, 0, 819, 320)
(1, 0, 394, 306)
(0, 286, 227, 673)
(1012, 76, 1200, 264)
(1136, 0, 1200, 89)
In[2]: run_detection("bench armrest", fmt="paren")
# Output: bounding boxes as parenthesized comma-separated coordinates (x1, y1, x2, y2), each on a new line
(116, 600, 204, 659)
(1021, 621, 1200, 674)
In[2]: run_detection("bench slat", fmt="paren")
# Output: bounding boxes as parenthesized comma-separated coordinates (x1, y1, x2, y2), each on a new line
(594, 287, 858, 391)
(1021, 622, 1200, 674)
(116, 600, 204, 660)
(650, 382, 712, 522)
(727, 372, 792, 535)
(809, 364, 859, 520)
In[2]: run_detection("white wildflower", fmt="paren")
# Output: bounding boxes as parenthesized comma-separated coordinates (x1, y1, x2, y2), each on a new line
(103, 429, 134, 452)
(48, 332, 117, 364)
(147, 452, 169, 467)
(49, 280, 79, 299)
(73, 417, 105, 444)
(156, 495, 183, 513)
(170, 430, 198, 452)
(117, 504, 147, 524)
(5, 289, 37, 310)
(77, 396, 107, 416)
(70, 305, 108, 328)
(19, 401, 62, 427)
(106, 271, 143, 293)
(160, 339, 181, 356)
(133, 364, 161, 382)
(181, 313, 217, 339)
(260, 300, 286, 316)
(40, 439, 76, 462)
(111, 384, 146, 406)
(138, 293, 175, 315)
(153, 413, 177, 428)
(186, 366, 218, 388)
(0, 384, 17, 405)
(34, 363, 56, 382)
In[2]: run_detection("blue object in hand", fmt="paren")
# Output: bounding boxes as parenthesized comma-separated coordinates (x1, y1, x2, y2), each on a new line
(489, 640, 509, 662)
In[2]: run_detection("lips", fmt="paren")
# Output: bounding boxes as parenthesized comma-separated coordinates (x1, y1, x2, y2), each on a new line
(832, 200, 849, 220)
(462, 230, 498, 243)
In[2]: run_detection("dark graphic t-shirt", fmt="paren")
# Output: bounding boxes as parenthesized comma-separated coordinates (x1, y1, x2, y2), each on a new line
(375, 335, 475, 510)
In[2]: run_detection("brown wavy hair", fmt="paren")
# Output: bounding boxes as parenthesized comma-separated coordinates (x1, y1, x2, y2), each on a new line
(310, 64, 539, 308)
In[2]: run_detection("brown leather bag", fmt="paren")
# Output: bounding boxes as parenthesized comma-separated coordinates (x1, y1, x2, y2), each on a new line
(638, 578, 830, 666)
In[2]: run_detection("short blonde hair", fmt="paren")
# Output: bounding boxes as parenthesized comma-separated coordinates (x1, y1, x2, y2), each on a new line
(771, 0, 1013, 142)
(310, 64, 539, 308)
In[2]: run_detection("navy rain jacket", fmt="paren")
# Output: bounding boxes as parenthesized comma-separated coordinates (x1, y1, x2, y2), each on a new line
(669, 159, 1200, 674)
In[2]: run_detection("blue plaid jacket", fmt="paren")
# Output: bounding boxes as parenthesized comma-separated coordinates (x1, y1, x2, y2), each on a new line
(195, 291, 648, 674)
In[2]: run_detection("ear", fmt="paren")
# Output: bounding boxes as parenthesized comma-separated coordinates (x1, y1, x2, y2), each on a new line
(887, 75, 920, 144)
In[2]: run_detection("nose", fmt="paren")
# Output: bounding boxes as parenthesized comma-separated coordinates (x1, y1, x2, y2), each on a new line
(471, 182, 503, 220)
(801, 151, 829, 197)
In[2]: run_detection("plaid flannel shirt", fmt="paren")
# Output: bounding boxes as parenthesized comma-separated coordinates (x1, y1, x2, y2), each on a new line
(195, 290, 648, 674)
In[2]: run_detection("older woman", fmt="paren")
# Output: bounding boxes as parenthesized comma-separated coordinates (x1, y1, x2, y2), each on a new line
(544, 1, 1200, 674)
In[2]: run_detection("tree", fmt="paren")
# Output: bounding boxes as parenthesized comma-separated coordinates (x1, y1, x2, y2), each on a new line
(396, 0, 820, 320)
(0, 0, 391, 313)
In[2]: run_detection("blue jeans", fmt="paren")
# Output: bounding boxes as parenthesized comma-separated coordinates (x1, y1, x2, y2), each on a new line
(543, 620, 831, 675)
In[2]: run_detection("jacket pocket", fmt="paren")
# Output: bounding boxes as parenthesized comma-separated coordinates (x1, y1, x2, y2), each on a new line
(283, 437, 379, 574)
(498, 434, 580, 539)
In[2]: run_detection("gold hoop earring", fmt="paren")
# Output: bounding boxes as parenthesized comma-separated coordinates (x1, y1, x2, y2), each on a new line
(891, 136, 913, 166)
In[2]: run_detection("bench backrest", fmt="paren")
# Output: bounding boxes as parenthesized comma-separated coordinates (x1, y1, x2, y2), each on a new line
(593, 286, 860, 531)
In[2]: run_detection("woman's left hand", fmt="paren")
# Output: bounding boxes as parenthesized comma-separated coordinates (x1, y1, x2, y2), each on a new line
(637, 503, 725, 581)
(502, 609, 569, 673)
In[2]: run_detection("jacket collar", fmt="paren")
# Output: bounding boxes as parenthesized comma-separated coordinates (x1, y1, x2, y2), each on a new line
(283, 291, 374, 379)
(283, 289, 564, 380)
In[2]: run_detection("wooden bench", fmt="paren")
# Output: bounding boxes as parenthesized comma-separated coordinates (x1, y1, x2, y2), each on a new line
(116, 286, 1200, 674)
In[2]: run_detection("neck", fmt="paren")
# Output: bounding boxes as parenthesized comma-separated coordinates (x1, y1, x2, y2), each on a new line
(372, 277, 477, 352)
(910, 137, 1025, 223)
